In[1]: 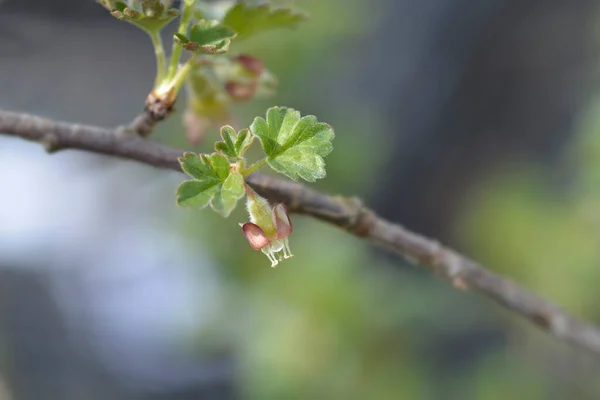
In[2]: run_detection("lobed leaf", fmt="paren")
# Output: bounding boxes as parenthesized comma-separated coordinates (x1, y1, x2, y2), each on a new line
(250, 107, 334, 182)
(213, 171, 246, 216)
(223, 2, 307, 40)
(215, 126, 254, 158)
(177, 180, 219, 209)
(174, 19, 237, 54)
(177, 152, 245, 217)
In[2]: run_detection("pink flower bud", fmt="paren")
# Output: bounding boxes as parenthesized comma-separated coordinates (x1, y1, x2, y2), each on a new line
(272, 204, 292, 239)
(241, 222, 271, 250)
(241, 186, 294, 267)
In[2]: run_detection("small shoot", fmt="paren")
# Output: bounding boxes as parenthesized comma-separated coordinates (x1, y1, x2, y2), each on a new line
(176, 105, 335, 267)
(215, 126, 255, 159)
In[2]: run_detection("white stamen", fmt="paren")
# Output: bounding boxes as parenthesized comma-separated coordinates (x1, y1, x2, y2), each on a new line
(282, 237, 293, 259)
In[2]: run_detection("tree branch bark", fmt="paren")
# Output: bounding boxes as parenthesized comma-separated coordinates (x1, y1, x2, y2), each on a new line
(1, 108, 600, 356)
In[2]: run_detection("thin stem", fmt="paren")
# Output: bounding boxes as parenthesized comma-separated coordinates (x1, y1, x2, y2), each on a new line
(242, 158, 267, 177)
(166, 0, 196, 82)
(153, 55, 196, 103)
(148, 30, 167, 87)
(170, 57, 196, 94)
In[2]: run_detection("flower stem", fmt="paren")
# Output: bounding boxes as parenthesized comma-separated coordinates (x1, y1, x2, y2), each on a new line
(148, 30, 167, 87)
(171, 57, 196, 93)
(166, 0, 195, 82)
(242, 158, 267, 177)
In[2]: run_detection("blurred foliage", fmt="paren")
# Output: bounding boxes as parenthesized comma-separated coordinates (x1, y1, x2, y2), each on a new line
(456, 96, 600, 398)
(222, 2, 307, 40)
(459, 99, 600, 318)
(162, 0, 600, 399)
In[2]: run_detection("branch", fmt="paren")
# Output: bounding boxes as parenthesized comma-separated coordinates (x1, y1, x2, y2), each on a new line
(127, 110, 158, 137)
(1, 108, 600, 356)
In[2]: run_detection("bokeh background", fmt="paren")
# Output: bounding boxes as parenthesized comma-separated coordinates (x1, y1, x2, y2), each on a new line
(1, 0, 600, 399)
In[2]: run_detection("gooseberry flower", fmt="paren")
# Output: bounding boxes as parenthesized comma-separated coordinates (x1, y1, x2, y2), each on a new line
(240, 185, 293, 267)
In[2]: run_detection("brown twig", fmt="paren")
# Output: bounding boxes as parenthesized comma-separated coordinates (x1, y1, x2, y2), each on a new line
(127, 110, 158, 137)
(1, 108, 600, 355)
(125, 88, 178, 136)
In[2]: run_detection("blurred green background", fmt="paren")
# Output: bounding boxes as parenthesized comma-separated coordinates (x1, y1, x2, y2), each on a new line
(2, 0, 600, 399)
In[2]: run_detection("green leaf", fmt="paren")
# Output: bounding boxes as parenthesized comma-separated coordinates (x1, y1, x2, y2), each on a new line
(177, 180, 219, 209)
(223, 2, 307, 40)
(223, 171, 246, 198)
(209, 152, 231, 180)
(177, 152, 245, 217)
(174, 19, 237, 54)
(212, 171, 246, 216)
(179, 152, 212, 179)
(250, 107, 334, 182)
(215, 126, 255, 158)
(99, 0, 179, 33)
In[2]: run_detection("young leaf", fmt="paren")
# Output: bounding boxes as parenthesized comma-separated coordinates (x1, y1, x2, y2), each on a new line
(174, 19, 237, 54)
(99, 0, 179, 33)
(212, 171, 245, 216)
(250, 107, 334, 182)
(215, 126, 254, 158)
(223, 2, 307, 40)
(177, 152, 245, 217)
(177, 180, 219, 209)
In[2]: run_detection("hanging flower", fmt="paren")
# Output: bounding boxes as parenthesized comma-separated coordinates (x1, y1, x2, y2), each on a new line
(240, 185, 293, 267)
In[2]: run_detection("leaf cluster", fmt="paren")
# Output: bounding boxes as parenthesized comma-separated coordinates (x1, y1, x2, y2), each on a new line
(100, 0, 307, 50)
(177, 107, 334, 216)
(97, 2, 332, 219)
